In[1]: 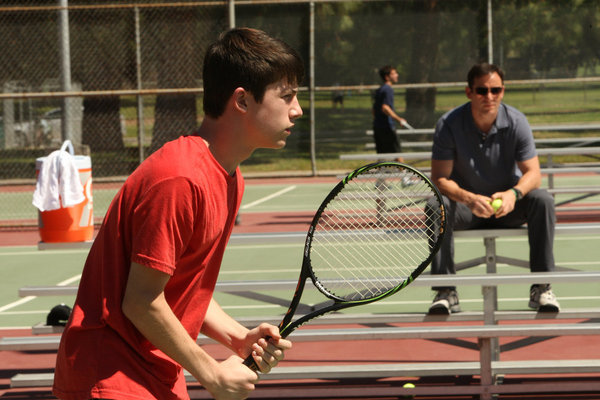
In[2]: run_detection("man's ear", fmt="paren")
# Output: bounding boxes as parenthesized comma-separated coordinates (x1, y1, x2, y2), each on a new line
(465, 86, 473, 99)
(232, 87, 248, 113)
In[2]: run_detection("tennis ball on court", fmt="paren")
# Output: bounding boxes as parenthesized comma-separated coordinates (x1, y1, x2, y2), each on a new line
(402, 382, 415, 398)
(490, 198, 502, 212)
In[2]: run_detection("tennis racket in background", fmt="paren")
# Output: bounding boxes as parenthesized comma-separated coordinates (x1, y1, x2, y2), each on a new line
(243, 161, 446, 370)
(401, 120, 415, 130)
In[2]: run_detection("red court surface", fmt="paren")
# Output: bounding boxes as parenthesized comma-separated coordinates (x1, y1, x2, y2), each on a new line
(2, 324, 600, 399)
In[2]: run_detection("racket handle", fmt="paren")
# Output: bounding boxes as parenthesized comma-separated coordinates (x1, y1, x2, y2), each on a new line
(241, 334, 273, 372)
(242, 354, 259, 371)
(401, 120, 415, 130)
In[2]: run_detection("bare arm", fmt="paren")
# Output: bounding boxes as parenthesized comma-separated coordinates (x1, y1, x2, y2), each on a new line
(202, 298, 292, 373)
(431, 159, 495, 218)
(431, 156, 541, 219)
(490, 156, 541, 218)
(122, 262, 258, 399)
(514, 156, 542, 195)
(202, 298, 249, 355)
(381, 103, 407, 126)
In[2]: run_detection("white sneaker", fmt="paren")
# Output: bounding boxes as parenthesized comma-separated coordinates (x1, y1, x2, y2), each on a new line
(428, 289, 461, 315)
(529, 284, 560, 312)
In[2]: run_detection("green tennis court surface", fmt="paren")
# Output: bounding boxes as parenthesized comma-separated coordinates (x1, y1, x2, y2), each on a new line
(1, 174, 599, 329)
(1, 227, 599, 329)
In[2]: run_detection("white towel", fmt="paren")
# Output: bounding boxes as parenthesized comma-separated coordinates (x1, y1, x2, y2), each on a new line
(33, 150, 85, 212)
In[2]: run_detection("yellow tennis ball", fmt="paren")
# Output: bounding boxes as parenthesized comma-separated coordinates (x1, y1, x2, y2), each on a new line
(402, 383, 415, 398)
(491, 198, 502, 212)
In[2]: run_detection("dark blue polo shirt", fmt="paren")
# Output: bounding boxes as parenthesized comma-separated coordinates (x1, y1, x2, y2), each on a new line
(373, 84, 395, 131)
(431, 102, 536, 196)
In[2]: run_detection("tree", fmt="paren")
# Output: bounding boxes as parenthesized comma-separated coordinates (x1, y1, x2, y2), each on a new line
(147, 8, 202, 154)
(72, 8, 129, 151)
(404, 0, 441, 128)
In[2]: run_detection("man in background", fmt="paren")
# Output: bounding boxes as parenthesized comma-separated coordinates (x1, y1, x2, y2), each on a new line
(372, 65, 408, 161)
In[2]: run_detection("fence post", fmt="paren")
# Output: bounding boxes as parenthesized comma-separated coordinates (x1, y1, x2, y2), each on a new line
(309, 1, 316, 176)
(134, 6, 145, 165)
(58, 0, 74, 145)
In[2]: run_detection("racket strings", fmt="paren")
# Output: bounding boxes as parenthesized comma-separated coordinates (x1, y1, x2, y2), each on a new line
(310, 166, 443, 301)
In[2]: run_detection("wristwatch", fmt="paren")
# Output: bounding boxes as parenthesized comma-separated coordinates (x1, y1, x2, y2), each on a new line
(511, 187, 523, 201)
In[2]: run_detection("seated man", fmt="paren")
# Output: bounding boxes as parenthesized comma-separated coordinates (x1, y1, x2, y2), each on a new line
(428, 62, 560, 315)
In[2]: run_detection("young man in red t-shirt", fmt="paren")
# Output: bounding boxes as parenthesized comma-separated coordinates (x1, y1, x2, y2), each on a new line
(53, 28, 304, 400)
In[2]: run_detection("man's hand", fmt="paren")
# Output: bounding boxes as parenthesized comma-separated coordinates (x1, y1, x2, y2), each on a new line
(467, 194, 495, 218)
(206, 356, 259, 400)
(242, 323, 292, 373)
(490, 190, 517, 218)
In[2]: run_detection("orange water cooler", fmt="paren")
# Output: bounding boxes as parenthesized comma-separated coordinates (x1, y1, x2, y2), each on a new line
(36, 141, 94, 243)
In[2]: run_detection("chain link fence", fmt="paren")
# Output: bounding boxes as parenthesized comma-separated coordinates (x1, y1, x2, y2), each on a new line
(1, 0, 599, 228)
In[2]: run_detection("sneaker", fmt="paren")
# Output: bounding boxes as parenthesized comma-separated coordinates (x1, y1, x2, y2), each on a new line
(529, 284, 560, 312)
(428, 289, 461, 315)
(401, 176, 419, 187)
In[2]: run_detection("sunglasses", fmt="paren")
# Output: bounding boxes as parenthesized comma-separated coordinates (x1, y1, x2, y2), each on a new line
(474, 86, 503, 96)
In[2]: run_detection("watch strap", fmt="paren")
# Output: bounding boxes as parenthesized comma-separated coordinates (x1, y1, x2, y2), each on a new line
(511, 187, 523, 200)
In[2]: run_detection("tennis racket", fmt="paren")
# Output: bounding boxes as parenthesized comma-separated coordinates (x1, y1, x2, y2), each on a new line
(243, 161, 446, 370)
(401, 120, 415, 130)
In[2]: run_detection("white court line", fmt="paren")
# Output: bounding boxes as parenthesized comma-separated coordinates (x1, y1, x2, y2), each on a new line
(0, 296, 37, 313)
(0, 310, 52, 315)
(241, 185, 296, 210)
(58, 274, 82, 286)
(0, 273, 81, 313)
(0, 248, 89, 256)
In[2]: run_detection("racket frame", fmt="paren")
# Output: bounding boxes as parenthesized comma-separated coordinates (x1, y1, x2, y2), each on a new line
(243, 161, 445, 370)
(279, 161, 445, 337)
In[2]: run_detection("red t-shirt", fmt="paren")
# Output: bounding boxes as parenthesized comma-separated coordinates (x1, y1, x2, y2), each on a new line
(53, 136, 244, 400)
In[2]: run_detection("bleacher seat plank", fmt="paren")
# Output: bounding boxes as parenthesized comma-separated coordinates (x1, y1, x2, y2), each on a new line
(366, 123, 600, 136)
(340, 146, 600, 161)
(19, 267, 600, 299)
(11, 359, 600, 388)
(0, 335, 61, 351)
(35, 222, 600, 254)
(27, 308, 600, 336)
(4, 323, 599, 351)
(365, 137, 600, 150)
(37, 240, 93, 251)
(549, 187, 600, 194)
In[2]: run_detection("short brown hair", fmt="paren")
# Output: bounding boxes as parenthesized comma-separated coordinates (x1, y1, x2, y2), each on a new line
(467, 63, 504, 88)
(203, 28, 304, 118)
(378, 65, 394, 82)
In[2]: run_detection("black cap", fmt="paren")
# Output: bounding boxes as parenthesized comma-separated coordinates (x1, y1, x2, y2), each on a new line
(46, 303, 72, 326)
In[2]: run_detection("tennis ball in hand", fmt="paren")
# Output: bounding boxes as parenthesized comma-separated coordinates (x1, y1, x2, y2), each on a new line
(490, 198, 503, 212)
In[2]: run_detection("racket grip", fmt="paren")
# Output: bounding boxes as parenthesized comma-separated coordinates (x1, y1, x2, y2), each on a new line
(241, 334, 273, 372)
(242, 354, 259, 371)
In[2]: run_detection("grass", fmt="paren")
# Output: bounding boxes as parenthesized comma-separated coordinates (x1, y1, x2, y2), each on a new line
(1, 82, 599, 179)
(236, 82, 600, 174)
